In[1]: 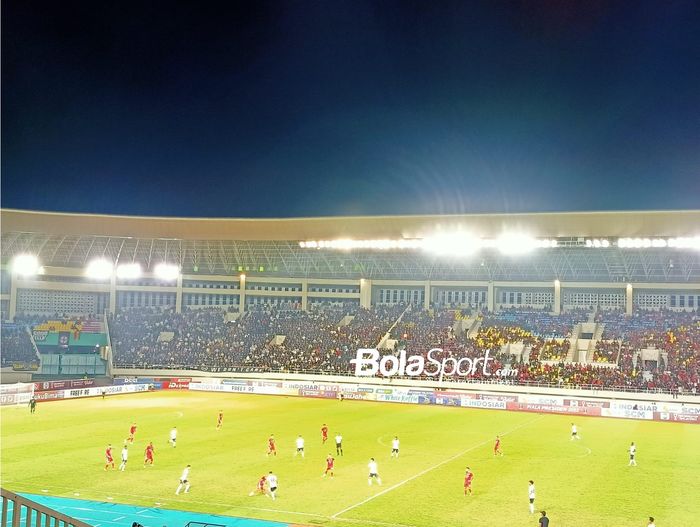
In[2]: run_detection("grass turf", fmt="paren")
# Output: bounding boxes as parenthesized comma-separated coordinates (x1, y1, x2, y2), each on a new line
(1, 391, 699, 527)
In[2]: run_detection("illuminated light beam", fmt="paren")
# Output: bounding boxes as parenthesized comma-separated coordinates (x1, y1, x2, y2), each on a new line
(153, 262, 180, 281)
(11, 254, 41, 277)
(495, 234, 537, 255)
(116, 263, 142, 280)
(85, 258, 113, 280)
(422, 233, 481, 256)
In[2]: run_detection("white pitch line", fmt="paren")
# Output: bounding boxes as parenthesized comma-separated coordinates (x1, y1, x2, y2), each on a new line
(575, 445, 592, 457)
(332, 414, 546, 519)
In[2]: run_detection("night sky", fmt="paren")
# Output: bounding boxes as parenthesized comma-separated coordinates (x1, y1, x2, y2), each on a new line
(2, 1, 699, 218)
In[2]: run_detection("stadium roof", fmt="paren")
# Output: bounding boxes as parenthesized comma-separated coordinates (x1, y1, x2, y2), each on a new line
(2, 208, 699, 241)
(2, 209, 699, 282)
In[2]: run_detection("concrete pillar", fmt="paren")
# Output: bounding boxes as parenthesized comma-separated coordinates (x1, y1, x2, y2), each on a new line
(175, 274, 183, 314)
(109, 273, 117, 314)
(239, 274, 247, 314)
(626, 283, 633, 315)
(9, 275, 17, 321)
(301, 279, 308, 311)
(424, 281, 431, 310)
(554, 280, 561, 315)
(360, 279, 372, 309)
(487, 282, 494, 312)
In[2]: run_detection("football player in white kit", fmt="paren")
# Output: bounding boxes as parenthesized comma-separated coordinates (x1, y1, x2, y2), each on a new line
(368, 458, 382, 485)
(628, 442, 637, 466)
(295, 435, 305, 457)
(267, 471, 278, 500)
(570, 423, 580, 440)
(175, 464, 191, 494)
(391, 436, 400, 458)
(119, 444, 128, 471)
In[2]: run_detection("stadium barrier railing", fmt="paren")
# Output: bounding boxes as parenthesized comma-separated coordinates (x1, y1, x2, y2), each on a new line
(1, 489, 92, 527)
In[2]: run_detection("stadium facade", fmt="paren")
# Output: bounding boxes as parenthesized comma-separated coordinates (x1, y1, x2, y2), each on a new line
(1, 208, 699, 320)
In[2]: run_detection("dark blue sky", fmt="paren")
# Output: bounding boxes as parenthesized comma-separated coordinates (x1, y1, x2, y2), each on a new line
(2, 1, 699, 217)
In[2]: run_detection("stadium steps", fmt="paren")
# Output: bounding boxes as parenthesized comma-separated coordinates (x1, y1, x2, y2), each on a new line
(566, 323, 581, 361)
(585, 340, 597, 363)
(466, 318, 482, 338)
(584, 324, 606, 363)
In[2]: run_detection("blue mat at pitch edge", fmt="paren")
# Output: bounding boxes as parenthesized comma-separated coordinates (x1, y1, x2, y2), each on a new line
(15, 493, 291, 527)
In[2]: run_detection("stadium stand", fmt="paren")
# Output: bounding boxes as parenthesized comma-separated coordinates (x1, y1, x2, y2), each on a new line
(482, 308, 589, 338)
(0, 323, 37, 366)
(1, 209, 699, 394)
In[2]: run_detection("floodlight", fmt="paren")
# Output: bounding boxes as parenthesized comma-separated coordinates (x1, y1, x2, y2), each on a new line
(11, 254, 40, 277)
(116, 263, 142, 280)
(423, 233, 480, 256)
(535, 239, 557, 249)
(496, 234, 536, 255)
(85, 258, 113, 280)
(154, 262, 180, 281)
(668, 236, 700, 249)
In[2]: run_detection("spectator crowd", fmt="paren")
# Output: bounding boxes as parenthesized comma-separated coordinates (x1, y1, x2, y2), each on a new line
(2, 305, 697, 395)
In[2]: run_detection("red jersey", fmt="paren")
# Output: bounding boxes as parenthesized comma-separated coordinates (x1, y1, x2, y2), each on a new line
(130, 425, 137, 435)
(464, 472, 473, 486)
(257, 476, 267, 490)
(321, 426, 328, 437)
(268, 437, 276, 449)
(145, 444, 154, 458)
(326, 456, 335, 469)
(105, 447, 113, 461)
(494, 439, 500, 449)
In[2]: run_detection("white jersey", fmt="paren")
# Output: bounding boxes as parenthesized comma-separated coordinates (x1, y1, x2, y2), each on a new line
(629, 445, 636, 456)
(368, 460, 379, 474)
(571, 425, 577, 434)
(296, 437, 304, 449)
(121, 448, 128, 460)
(392, 438, 400, 449)
(528, 484, 536, 499)
(335, 435, 342, 444)
(180, 467, 190, 481)
(267, 474, 278, 488)
(170, 429, 177, 440)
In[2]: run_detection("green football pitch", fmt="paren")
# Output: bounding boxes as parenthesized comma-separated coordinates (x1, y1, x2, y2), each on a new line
(2, 391, 699, 527)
